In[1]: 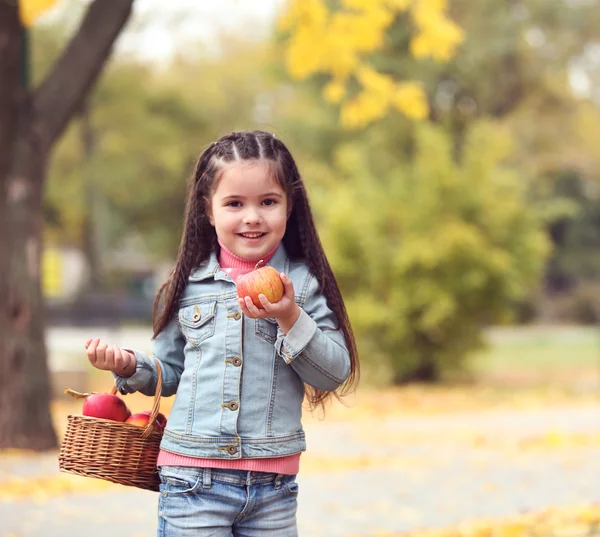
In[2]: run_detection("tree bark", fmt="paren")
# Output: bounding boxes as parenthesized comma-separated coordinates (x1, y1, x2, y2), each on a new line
(80, 102, 103, 293)
(0, 0, 133, 450)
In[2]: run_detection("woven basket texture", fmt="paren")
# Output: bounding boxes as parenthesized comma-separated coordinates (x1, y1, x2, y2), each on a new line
(58, 359, 163, 492)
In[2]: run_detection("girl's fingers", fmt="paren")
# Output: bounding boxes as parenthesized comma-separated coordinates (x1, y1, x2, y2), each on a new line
(122, 348, 132, 369)
(258, 294, 273, 311)
(104, 345, 114, 366)
(238, 296, 271, 318)
(86, 337, 100, 364)
(280, 273, 295, 297)
(114, 346, 129, 372)
(84, 338, 93, 349)
(244, 296, 262, 317)
(239, 297, 259, 318)
(96, 342, 108, 365)
(238, 297, 250, 317)
(113, 345, 122, 366)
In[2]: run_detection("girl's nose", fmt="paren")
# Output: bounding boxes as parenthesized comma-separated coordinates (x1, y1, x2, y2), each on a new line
(243, 208, 262, 224)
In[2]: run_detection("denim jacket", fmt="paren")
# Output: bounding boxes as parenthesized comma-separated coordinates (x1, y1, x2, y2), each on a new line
(114, 244, 351, 460)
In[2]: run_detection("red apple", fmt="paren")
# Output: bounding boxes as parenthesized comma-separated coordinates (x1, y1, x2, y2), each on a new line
(140, 410, 167, 430)
(65, 388, 131, 422)
(125, 412, 150, 427)
(126, 412, 163, 432)
(236, 261, 284, 308)
(83, 393, 131, 422)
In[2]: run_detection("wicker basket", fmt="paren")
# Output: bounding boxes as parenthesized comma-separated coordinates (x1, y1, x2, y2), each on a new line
(58, 359, 164, 492)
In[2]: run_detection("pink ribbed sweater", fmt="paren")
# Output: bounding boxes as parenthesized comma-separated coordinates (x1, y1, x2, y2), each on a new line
(157, 242, 301, 474)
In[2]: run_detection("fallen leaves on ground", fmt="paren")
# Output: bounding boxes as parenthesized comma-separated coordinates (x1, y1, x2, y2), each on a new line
(350, 503, 600, 537)
(0, 473, 113, 502)
(303, 384, 600, 422)
(1, 383, 599, 537)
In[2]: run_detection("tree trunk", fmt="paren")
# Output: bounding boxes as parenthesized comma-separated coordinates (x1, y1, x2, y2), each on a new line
(80, 103, 103, 293)
(0, 0, 134, 450)
(0, 118, 56, 449)
(0, 4, 54, 449)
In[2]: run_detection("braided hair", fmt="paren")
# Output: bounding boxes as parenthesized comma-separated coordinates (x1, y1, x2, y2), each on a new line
(153, 130, 359, 408)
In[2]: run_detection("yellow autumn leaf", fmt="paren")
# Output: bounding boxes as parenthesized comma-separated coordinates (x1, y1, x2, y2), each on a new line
(393, 83, 430, 120)
(280, 0, 463, 128)
(357, 65, 395, 96)
(411, 22, 464, 61)
(384, 0, 412, 9)
(341, 88, 390, 128)
(19, 0, 60, 27)
(324, 79, 347, 103)
(0, 474, 113, 501)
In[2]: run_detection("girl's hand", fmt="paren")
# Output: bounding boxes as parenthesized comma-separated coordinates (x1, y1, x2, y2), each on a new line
(84, 337, 136, 377)
(238, 273, 301, 334)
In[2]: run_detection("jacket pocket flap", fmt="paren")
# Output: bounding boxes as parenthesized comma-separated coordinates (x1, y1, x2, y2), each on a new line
(179, 302, 216, 329)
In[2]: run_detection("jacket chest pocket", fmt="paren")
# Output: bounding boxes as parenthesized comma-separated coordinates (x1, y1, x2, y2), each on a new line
(254, 317, 279, 344)
(179, 302, 217, 345)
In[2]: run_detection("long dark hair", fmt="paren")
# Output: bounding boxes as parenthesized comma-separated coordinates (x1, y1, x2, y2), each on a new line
(153, 130, 359, 408)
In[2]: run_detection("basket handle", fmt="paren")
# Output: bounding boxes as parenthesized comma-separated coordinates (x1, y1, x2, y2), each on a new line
(111, 357, 163, 439)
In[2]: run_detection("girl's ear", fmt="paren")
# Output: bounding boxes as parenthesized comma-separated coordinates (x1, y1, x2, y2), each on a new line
(204, 197, 215, 226)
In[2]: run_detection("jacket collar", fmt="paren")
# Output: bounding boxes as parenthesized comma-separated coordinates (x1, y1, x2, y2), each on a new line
(189, 243, 290, 283)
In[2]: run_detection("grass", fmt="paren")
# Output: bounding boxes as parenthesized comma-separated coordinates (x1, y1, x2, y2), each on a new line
(471, 325, 600, 388)
(51, 324, 600, 430)
(51, 325, 598, 429)
(477, 325, 599, 366)
(53, 324, 600, 378)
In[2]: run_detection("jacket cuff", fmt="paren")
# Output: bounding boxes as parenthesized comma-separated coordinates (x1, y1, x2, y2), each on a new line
(275, 309, 317, 364)
(112, 349, 155, 394)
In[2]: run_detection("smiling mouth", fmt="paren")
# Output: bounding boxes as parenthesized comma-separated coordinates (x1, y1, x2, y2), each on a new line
(238, 232, 266, 239)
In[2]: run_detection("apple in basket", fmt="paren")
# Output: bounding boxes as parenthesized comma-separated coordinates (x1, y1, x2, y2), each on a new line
(126, 410, 167, 432)
(64, 388, 131, 422)
(236, 260, 284, 308)
(140, 409, 167, 430)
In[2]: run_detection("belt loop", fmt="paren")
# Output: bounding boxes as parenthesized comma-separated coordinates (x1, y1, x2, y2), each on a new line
(202, 468, 212, 489)
(274, 474, 283, 490)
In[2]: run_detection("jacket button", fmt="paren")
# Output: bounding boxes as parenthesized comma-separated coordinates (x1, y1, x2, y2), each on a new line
(233, 311, 242, 321)
(232, 357, 242, 367)
(227, 445, 237, 455)
(227, 401, 239, 411)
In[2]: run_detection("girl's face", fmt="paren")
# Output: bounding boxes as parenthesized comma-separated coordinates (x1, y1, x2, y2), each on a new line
(207, 161, 288, 261)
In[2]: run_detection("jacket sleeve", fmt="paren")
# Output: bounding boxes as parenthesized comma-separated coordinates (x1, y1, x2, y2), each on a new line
(274, 273, 351, 391)
(113, 315, 185, 397)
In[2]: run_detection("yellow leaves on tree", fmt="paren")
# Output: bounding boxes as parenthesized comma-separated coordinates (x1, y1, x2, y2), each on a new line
(279, 0, 464, 128)
(19, 0, 60, 27)
(411, 0, 464, 61)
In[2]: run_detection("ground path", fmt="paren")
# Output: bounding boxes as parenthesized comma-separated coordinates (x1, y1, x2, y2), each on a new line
(1, 402, 599, 536)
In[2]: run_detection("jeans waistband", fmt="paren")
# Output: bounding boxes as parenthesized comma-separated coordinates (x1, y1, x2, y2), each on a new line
(159, 466, 288, 487)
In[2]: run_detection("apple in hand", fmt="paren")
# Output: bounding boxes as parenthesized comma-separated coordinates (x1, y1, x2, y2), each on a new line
(236, 261, 284, 308)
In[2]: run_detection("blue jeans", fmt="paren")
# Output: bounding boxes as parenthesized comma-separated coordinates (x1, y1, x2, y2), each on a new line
(157, 466, 299, 536)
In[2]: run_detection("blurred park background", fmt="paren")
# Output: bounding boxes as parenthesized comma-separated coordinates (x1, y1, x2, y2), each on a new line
(1, 0, 600, 536)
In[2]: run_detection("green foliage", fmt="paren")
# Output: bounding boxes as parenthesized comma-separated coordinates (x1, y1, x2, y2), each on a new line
(45, 63, 205, 258)
(315, 122, 550, 382)
(44, 35, 276, 264)
(35, 0, 600, 378)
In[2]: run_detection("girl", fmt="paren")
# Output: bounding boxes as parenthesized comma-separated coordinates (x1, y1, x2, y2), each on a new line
(85, 130, 359, 537)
